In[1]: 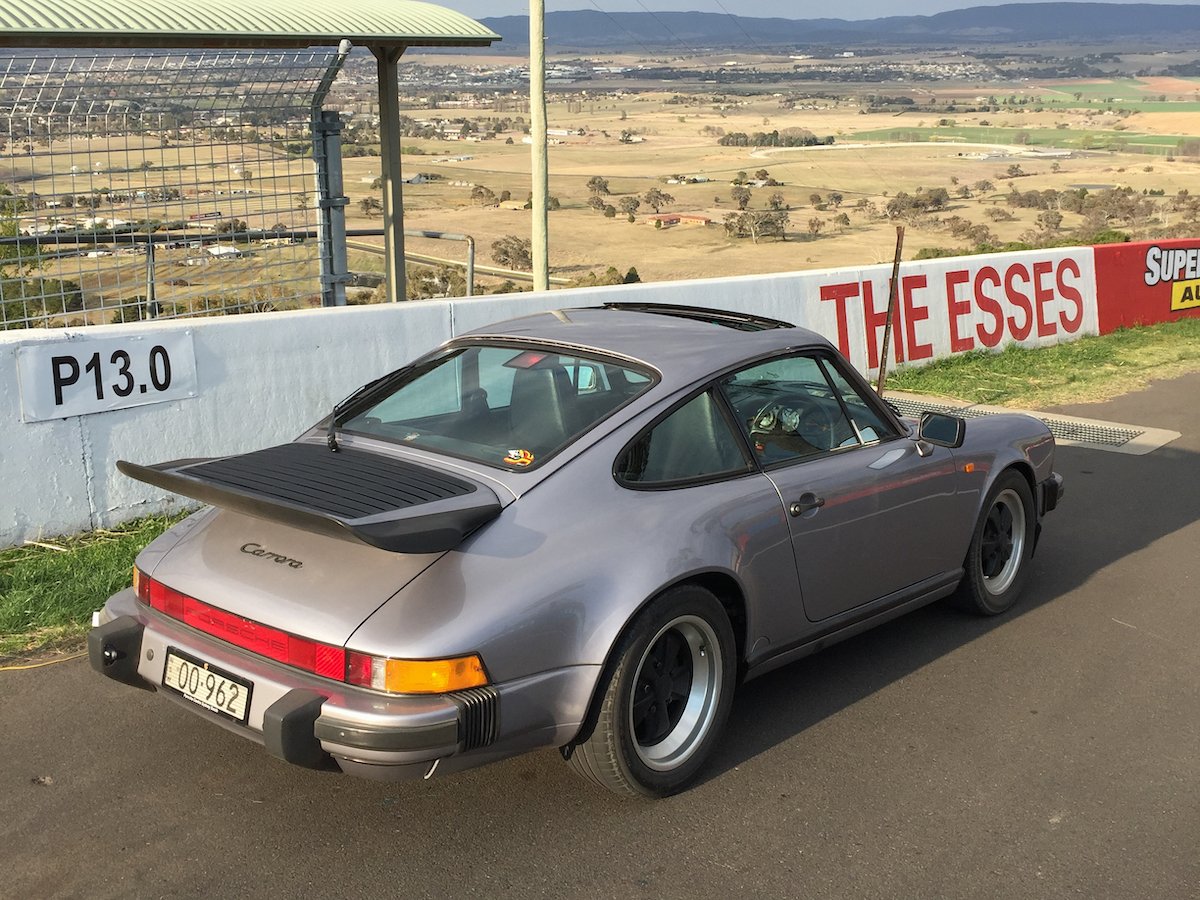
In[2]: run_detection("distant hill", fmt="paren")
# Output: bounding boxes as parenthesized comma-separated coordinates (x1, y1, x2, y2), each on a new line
(480, 3, 1200, 50)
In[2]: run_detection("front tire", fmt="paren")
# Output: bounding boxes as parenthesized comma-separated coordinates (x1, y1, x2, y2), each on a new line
(565, 585, 736, 797)
(954, 470, 1035, 615)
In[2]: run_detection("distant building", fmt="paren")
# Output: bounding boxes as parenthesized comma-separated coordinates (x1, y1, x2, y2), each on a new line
(645, 213, 711, 227)
(206, 244, 245, 259)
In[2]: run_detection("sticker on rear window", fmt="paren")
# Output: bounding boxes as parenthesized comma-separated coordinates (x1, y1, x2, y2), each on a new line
(504, 449, 534, 467)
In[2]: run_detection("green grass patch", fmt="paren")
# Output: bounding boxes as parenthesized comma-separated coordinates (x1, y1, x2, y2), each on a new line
(885, 317, 1200, 408)
(0, 512, 187, 661)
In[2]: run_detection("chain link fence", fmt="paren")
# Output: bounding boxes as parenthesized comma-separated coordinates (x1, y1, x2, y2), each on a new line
(0, 49, 346, 330)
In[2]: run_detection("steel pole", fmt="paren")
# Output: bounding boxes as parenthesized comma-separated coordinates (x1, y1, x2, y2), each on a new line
(529, 0, 549, 292)
(374, 46, 406, 303)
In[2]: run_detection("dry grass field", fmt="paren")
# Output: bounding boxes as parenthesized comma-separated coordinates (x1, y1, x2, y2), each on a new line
(339, 73, 1200, 286)
(9, 62, 1200, 307)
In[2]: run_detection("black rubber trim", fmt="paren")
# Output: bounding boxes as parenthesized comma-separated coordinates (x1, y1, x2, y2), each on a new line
(451, 686, 500, 750)
(314, 716, 459, 753)
(1041, 472, 1064, 515)
(117, 443, 502, 553)
(263, 690, 330, 769)
(88, 616, 154, 691)
(597, 302, 795, 331)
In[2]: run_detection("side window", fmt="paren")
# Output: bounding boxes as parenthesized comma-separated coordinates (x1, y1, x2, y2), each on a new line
(720, 353, 884, 466)
(618, 391, 750, 486)
(818, 358, 894, 445)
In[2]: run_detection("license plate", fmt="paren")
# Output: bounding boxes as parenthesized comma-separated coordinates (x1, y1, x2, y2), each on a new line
(163, 648, 253, 723)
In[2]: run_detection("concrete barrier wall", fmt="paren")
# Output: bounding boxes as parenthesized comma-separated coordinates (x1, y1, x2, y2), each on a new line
(2, 239, 1197, 546)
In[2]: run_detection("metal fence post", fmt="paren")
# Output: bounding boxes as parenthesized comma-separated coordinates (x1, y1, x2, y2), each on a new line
(313, 110, 349, 308)
(144, 240, 158, 319)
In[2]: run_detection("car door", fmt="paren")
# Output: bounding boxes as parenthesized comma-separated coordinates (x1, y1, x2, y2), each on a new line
(719, 350, 962, 622)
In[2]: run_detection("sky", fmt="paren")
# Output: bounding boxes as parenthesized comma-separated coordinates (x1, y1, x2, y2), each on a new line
(437, 0, 1198, 20)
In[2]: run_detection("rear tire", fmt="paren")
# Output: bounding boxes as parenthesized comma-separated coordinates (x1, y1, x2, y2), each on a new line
(954, 470, 1035, 616)
(565, 585, 736, 798)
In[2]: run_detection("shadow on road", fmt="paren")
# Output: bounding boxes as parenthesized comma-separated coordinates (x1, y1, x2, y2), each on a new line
(703, 410, 1199, 781)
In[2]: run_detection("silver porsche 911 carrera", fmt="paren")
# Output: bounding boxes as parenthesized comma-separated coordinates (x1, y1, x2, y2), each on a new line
(90, 303, 1062, 797)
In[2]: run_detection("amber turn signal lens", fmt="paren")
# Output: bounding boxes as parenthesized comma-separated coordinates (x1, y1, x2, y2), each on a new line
(383, 655, 488, 694)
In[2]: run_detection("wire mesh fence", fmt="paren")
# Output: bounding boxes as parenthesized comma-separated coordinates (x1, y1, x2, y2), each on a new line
(0, 49, 344, 330)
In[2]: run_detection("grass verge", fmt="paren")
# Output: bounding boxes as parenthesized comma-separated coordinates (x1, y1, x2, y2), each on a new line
(884, 318, 1200, 408)
(0, 512, 187, 663)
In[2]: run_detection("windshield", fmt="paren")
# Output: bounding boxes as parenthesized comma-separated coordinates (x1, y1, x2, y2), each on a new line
(342, 344, 656, 470)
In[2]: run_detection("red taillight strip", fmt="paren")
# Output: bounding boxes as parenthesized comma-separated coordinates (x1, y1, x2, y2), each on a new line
(135, 569, 345, 680)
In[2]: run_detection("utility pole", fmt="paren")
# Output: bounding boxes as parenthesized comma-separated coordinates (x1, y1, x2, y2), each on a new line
(529, 0, 549, 291)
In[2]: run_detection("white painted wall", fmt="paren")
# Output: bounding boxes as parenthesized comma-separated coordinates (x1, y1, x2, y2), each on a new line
(0, 246, 1101, 547)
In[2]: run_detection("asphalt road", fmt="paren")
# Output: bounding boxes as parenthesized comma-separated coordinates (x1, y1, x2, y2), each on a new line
(4, 374, 1198, 899)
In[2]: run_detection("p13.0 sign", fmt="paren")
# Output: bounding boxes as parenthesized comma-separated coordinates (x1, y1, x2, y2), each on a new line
(16, 331, 198, 423)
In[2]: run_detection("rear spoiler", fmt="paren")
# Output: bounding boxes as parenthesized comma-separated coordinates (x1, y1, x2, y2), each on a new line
(117, 442, 502, 554)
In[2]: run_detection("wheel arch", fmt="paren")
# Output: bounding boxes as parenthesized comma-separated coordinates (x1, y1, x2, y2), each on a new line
(992, 459, 1037, 509)
(561, 568, 747, 752)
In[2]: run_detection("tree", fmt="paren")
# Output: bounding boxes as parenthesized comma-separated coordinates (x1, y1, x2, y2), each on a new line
(586, 176, 610, 196)
(828, 192, 844, 208)
(499, 190, 511, 203)
(808, 217, 824, 237)
(471, 185, 497, 205)
(731, 186, 752, 210)
(587, 195, 607, 213)
(603, 205, 617, 218)
(722, 210, 788, 244)
(624, 267, 641, 283)
(767, 192, 786, 210)
(973, 179, 994, 193)
(295, 191, 310, 211)
(641, 187, 674, 213)
(359, 197, 382, 218)
(809, 192, 822, 208)
(1037, 210, 1064, 231)
(490, 235, 532, 270)
(618, 196, 641, 218)
(754, 169, 770, 182)
(1006, 163, 1024, 178)
(834, 212, 850, 230)
(734, 171, 747, 184)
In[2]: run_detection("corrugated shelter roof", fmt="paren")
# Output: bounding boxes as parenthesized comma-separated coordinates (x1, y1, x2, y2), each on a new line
(0, 0, 499, 49)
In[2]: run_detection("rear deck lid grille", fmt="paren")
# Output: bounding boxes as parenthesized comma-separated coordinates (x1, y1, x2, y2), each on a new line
(118, 442, 501, 553)
(187, 443, 475, 519)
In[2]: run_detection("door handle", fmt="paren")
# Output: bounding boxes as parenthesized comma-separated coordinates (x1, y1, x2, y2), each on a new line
(789, 493, 825, 516)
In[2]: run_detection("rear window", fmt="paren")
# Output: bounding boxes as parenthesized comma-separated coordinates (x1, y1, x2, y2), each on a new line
(342, 344, 655, 470)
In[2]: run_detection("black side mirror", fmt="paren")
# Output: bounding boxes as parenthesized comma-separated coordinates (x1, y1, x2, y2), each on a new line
(918, 411, 966, 449)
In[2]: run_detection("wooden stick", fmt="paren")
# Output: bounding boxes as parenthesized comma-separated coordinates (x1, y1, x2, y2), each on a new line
(876, 225, 906, 397)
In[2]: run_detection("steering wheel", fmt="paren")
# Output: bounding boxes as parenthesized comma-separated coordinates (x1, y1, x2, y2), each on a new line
(750, 400, 838, 454)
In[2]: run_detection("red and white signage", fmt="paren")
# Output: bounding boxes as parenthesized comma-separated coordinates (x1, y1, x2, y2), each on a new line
(794, 248, 1099, 375)
(1093, 239, 1200, 332)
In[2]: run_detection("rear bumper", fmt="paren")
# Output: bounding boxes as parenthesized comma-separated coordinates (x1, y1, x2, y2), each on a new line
(90, 589, 595, 780)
